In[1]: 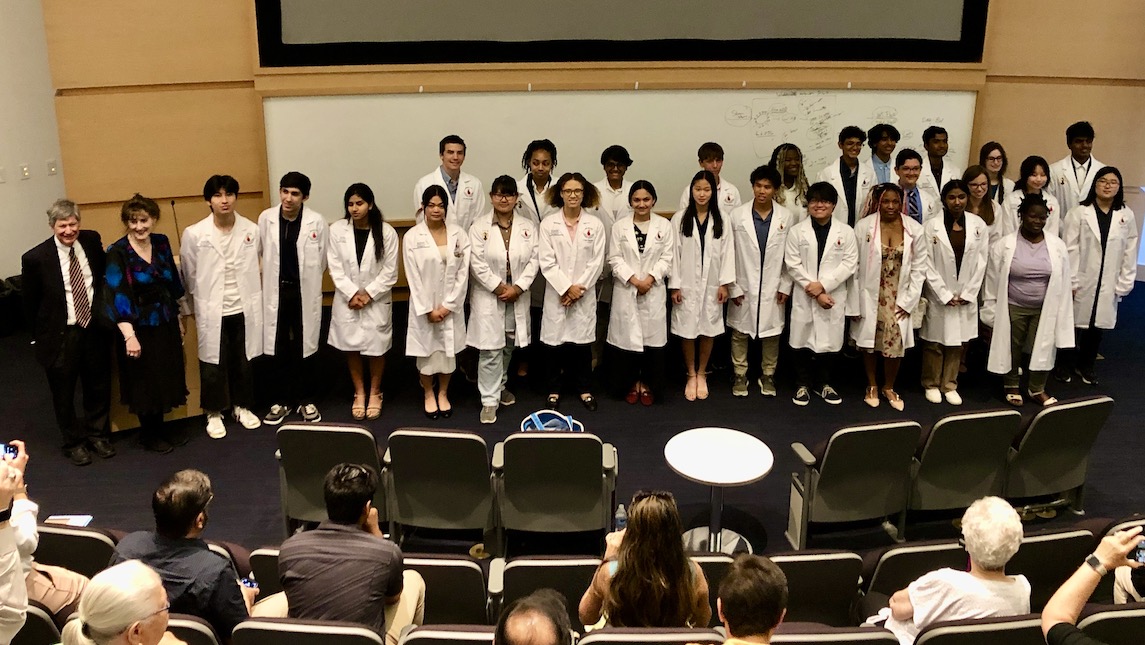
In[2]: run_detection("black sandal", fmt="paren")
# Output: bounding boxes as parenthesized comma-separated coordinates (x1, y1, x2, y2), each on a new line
(546, 394, 560, 410)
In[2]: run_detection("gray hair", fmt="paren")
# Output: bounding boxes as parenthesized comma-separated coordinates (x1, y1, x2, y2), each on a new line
(961, 496, 1023, 571)
(61, 560, 164, 645)
(47, 199, 80, 226)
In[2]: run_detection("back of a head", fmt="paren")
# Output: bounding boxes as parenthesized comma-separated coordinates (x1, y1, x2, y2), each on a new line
(606, 491, 694, 627)
(496, 589, 571, 645)
(324, 462, 379, 524)
(152, 469, 212, 539)
(62, 560, 164, 645)
(719, 554, 788, 638)
(961, 496, 1023, 571)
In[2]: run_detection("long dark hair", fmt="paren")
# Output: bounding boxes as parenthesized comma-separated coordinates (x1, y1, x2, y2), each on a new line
(1080, 166, 1125, 211)
(604, 491, 697, 627)
(343, 183, 385, 261)
(962, 166, 994, 226)
(680, 170, 723, 239)
(420, 184, 451, 221)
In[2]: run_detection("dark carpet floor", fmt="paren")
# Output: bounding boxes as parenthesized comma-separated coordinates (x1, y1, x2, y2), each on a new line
(4, 288, 1143, 555)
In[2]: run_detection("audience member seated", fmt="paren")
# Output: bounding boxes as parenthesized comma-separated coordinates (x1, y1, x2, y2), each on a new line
(868, 496, 1030, 644)
(0, 461, 28, 642)
(258, 463, 424, 645)
(7, 439, 90, 622)
(62, 559, 186, 645)
(718, 554, 788, 645)
(1042, 526, 1144, 645)
(110, 469, 255, 639)
(578, 490, 710, 628)
(1113, 561, 1144, 603)
(495, 589, 575, 645)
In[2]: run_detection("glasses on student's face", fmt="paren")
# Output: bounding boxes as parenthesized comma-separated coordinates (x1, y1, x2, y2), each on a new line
(986, 155, 1004, 162)
(492, 193, 518, 201)
(561, 188, 584, 196)
(604, 162, 626, 171)
(1096, 178, 1121, 187)
(899, 165, 922, 174)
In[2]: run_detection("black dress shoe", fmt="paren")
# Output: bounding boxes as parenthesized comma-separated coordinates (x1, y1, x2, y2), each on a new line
(163, 427, 190, 448)
(140, 435, 174, 455)
(64, 445, 93, 467)
(580, 394, 598, 411)
(88, 438, 117, 459)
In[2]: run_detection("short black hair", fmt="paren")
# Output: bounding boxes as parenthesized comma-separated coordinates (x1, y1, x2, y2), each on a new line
(152, 470, 212, 539)
(838, 126, 866, 145)
(440, 134, 467, 155)
(697, 142, 724, 162)
(490, 175, 519, 196)
(719, 554, 788, 638)
(749, 165, 782, 188)
(867, 123, 901, 148)
(1065, 121, 1095, 143)
(279, 171, 312, 198)
(600, 145, 633, 167)
(202, 175, 240, 201)
(922, 126, 948, 145)
(494, 589, 572, 645)
(895, 148, 923, 168)
(806, 181, 839, 204)
(323, 463, 379, 524)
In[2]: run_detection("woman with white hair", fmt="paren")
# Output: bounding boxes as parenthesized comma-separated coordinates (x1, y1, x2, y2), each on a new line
(878, 496, 1030, 644)
(61, 560, 185, 645)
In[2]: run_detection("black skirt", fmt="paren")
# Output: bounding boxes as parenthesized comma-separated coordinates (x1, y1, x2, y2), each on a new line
(118, 321, 189, 416)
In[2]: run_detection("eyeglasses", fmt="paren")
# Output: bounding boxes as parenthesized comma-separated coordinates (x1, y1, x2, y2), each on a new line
(1096, 178, 1121, 187)
(985, 155, 1004, 162)
(604, 162, 626, 170)
(898, 166, 922, 173)
(144, 602, 170, 620)
(491, 193, 518, 201)
(561, 189, 584, 196)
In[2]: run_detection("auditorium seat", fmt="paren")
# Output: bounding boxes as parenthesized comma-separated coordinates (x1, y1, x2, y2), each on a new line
(1004, 395, 1113, 514)
(276, 423, 386, 535)
(772, 622, 899, 643)
(398, 625, 496, 645)
(489, 555, 601, 633)
(34, 524, 118, 578)
(232, 617, 385, 645)
(1007, 526, 1097, 612)
(12, 602, 59, 645)
(577, 627, 724, 645)
(689, 553, 732, 627)
(912, 614, 1044, 644)
(404, 554, 490, 625)
(770, 550, 863, 626)
(785, 421, 921, 549)
(168, 614, 223, 645)
(1077, 603, 1145, 645)
(249, 547, 283, 598)
(861, 539, 967, 597)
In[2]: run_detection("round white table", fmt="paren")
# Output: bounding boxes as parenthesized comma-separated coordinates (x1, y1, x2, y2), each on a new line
(664, 427, 774, 553)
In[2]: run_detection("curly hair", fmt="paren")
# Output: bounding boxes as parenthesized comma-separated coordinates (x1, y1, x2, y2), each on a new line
(961, 497, 1022, 571)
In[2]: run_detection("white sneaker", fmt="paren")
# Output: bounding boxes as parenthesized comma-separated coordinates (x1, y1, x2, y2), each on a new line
(944, 390, 963, 406)
(924, 388, 942, 404)
(480, 405, 497, 424)
(206, 413, 227, 439)
(232, 406, 262, 429)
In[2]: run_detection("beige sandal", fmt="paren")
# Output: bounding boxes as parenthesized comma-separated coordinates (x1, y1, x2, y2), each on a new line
(882, 388, 905, 412)
(864, 386, 880, 408)
(366, 392, 383, 419)
(351, 393, 366, 420)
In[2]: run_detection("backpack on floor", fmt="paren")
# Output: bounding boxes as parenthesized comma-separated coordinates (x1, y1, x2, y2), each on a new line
(519, 410, 585, 433)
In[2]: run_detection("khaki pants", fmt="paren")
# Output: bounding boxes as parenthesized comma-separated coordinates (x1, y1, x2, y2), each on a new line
(920, 341, 962, 392)
(26, 563, 88, 616)
(1004, 304, 1049, 394)
(730, 331, 779, 378)
(252, 569, 426, 645)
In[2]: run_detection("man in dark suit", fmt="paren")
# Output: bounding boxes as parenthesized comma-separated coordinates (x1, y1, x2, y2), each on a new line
(21, 199, 116, 466)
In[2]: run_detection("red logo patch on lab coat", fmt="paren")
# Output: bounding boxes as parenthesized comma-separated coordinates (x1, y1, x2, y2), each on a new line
(522, 229, 531, 239)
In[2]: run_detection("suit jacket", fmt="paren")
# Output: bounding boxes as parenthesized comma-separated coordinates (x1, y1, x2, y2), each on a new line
(21, 230, 107, 366)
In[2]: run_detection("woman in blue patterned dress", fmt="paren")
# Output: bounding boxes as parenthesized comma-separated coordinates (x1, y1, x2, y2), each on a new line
(103, 194, 188, 453)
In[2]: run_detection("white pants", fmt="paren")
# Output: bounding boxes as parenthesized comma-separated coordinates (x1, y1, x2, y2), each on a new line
(478, 308, 516, 407)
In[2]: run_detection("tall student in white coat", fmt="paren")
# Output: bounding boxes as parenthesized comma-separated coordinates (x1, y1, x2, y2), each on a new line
(896, 149, 942, 226)
(1058, 167, 1137, 385)
(784, 182, 858, 406)
(326, 183, 399, 420)
(467, 176, 539, 425)
(516, 139, 559, 380)
(607, 180, 674, 406)
(413, 134, 486, 233)
(678, 142, 742, 212)
(1050, 121, 1104, 219)
(920, 180, 990, 405)
(817, 126, 876, 227)
(770, 143, 809, 221)
(179, 175, 264, 438)
(258, 171, 328, 426)
(849, 183, 927, 411)
(670, 170, 736, 402)
(405, 185, 471, 419)
(981, 194, 1074, 407)
(916, 126, 962, 206)
(1000, 156, 1062, 240)
(727, 166, 793, 398)
(538, 172, 606, 411)
(592, 145, 634, 370)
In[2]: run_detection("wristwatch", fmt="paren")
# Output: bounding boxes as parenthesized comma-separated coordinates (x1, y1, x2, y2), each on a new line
(1084, 553, 1108, 576)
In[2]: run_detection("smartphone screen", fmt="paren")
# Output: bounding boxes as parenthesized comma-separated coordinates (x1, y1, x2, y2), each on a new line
(0, 444, 16, 459)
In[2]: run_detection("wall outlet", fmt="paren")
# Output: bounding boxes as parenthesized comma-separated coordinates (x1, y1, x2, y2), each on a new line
(46, 159, 58, 175)
(19, 164, 30, 180)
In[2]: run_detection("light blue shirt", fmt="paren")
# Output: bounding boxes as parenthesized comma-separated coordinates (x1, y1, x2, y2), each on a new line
(872, 155, 894, 184)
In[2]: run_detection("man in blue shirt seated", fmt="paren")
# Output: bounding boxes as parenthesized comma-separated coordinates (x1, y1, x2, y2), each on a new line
(110, 469, 255, 640)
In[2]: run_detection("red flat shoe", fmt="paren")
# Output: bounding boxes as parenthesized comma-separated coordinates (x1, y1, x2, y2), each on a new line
(639, 391, 654, 406)
(625, 388, 639, 405)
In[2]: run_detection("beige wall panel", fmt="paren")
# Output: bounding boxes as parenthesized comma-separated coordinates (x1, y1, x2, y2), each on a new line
(43, 1, 254, 89)
(55, 88, 265, 205)
(971, 81, 1145, 186)
(984, 0, 1145, 80)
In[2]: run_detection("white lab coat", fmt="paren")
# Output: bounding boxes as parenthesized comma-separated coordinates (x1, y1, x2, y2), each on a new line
(917, 158, 963, 205)
(1063, 204, 1138, 329)
(678, 180, 742, 212)
(920, 213, 990, 345)
(326, 220, 399, 356)
(594, 179, 633, 222)
(816, 160, 877, 225)
(863, 157, 899, 185)
(467, 214, 540, 350)
(777, 185, 807, 222)
(901, 186, 943, 226)
(668, 210, 736, 339)
(413, 168, 487, 233)
(607, 215, 675, 351)
(726, 202, 794, 339)
(515, 175, 558, 223)
(1051, 155, 1104, 219)
(403, 222, 471, 357)
(258, 206, 328, 358)
(179, 214, 264, 364)
(848, 214, 927, 350)
(980, 233, 1075, 374)
(538, 210, 607, 345)
(785, 218, 858, 352)
(998, 190, 1062, 240)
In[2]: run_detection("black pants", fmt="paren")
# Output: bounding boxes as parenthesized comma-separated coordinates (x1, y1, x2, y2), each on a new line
(608, 345, 666, 397)
(546, 342, 593, 395)
(267, 286, 316, 406)
(792, 348, 837, 389)
(200, 314, 254, 412)
(1059, 327, 1104, 374)
(45, 326, 111, 449)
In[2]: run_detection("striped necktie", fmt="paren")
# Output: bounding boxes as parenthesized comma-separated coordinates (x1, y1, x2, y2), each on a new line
(69, 247, 92, 328)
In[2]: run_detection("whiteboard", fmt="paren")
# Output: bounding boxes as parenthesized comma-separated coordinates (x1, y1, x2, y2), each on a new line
(263, 89, 976, 222)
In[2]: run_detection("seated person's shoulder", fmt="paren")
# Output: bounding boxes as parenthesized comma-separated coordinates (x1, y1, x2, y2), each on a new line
(113, 531, 161, 556)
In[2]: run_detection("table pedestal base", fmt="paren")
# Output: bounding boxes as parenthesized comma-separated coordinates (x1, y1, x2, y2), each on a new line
(682, 527, 754, 554)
